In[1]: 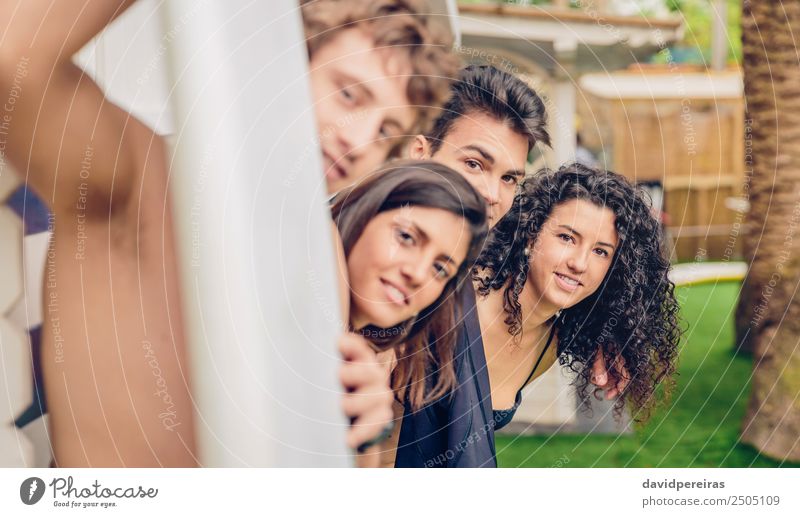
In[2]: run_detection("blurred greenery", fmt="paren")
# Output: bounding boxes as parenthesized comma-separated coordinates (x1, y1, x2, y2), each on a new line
(497, 281, 799, 467)
(460, 1, 743, 65)
(657, 0, 742, 65)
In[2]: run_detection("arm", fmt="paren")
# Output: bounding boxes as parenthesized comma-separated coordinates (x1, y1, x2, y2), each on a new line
(0, 0, 147, 219)
(1, 1, 197, 466)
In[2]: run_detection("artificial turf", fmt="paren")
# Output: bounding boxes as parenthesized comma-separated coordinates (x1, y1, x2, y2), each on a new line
(496, 281, 799, 468)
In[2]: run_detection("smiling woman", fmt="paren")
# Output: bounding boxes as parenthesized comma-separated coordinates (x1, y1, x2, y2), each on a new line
(331, 160, 487, 409)
(394, 163, 682, 468)
(476, 163, 682, 424)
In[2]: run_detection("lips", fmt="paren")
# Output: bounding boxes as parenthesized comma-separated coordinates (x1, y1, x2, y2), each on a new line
(554, 272, 582, 292)
(381, 279, 409, 307)
(323, 152, 347, 180)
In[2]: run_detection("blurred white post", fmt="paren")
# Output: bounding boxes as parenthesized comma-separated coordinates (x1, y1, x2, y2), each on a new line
(552, 79, 577, 164)
(552, 40, 578, 165)
(161, 0, 348, 466)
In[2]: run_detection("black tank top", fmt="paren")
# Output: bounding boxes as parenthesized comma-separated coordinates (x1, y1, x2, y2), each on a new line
(492, 323, 557, 430)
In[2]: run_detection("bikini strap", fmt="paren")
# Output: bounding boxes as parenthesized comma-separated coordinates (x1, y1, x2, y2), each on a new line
(521, 322, 558, 389)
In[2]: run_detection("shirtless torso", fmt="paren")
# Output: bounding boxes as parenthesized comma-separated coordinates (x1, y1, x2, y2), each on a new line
(1, 0, 196, 466)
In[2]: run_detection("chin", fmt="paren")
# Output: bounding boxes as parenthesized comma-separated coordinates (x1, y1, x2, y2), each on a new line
(543, 292, 578, 312)
(358, 308, 407, 330)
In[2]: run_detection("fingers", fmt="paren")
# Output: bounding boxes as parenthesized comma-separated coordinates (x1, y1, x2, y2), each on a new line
(591, 352, 609, 387)
(591, 349, 629, 400)
(337, 333, 394, 450)
(346, 404, 394, 451)
(338, 332, 374, 363)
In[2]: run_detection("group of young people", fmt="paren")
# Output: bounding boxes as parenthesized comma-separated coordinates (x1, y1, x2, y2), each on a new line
(0, 0, 681, 468)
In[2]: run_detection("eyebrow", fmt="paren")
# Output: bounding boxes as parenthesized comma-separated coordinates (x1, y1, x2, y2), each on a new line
(558, 224, 616, 250)
(462, 145, 496, 165)
(410, 221, 457, 267)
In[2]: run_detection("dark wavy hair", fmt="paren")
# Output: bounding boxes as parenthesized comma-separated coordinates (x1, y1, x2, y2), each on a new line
(426, 65, 550, 154)
(332, 160, 488, 409)
(474, 163, 681, 423)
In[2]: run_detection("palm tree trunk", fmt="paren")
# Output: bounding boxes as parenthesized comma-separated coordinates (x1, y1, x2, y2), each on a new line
(735, 0, 800, 462)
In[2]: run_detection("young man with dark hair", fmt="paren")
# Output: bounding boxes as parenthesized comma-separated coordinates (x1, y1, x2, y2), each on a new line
(410, 65, 550, 225)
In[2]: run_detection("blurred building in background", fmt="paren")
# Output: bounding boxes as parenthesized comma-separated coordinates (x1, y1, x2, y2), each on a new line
(452, 1, 744, 435)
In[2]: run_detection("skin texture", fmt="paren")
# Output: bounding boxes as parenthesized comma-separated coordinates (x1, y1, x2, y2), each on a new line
(309, 27, 415, 194)
(410, 112, 529, 228)
(525, 199, 619, 317)
(347, 206, 470, 330)
(479, 199, 622, 409)
(0, 0, 393, 466)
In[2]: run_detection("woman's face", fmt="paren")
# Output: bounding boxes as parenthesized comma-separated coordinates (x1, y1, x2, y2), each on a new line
(347, 206, 470, 330)
(527, 199, 619, 313)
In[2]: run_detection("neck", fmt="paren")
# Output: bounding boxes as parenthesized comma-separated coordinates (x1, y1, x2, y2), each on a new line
(349, 312, 369, 333)
(509, 280, 560, 335)
(481, 285, 559, 334)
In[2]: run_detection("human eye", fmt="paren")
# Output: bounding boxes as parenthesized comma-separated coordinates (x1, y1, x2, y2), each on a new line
(395, 227, 416, 246)
(558, 233, 575, 244)
(501, 174, 520, 185)
(433, 261, 451, 280)
(593, 247, 610, 258)
(339, 85, 357, 105)
(464, 158, 483, 172)
(379, 123, 400, 142)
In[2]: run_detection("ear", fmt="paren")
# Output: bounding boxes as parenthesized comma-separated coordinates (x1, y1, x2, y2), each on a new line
(409, 135, 432, 160)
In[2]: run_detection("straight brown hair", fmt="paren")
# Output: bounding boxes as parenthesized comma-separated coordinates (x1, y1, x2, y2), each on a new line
(331, 160, 487, 409)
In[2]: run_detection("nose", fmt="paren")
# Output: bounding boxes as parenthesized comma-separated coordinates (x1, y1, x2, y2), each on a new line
(479, 177, 501, 209)
(337, 110, 382, 160)
(566, 248, 590, 273)
(400, 259, 428, 288)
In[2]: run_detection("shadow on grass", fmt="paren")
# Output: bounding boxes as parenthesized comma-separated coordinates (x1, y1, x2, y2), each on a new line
(496, 281, 799, 468)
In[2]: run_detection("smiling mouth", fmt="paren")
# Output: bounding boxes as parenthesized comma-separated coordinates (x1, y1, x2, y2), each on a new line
(554, 272, 582, 292)
(381, 279, 408, 307)
(323, 153, 347, 180)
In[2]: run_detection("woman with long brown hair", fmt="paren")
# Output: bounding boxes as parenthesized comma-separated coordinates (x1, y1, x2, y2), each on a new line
(330, 160, 488, 461)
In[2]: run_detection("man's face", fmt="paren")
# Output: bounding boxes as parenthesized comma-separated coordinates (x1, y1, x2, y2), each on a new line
(309, 28, 416, 194)
(410, 112, 529, 227)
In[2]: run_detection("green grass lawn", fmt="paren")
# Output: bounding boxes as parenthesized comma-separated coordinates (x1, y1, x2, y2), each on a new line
(496, 281, 799, 468)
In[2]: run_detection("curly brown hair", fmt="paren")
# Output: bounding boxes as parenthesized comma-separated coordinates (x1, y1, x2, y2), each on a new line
(475, 163, 682, 424)
(301, 0, 460, 139)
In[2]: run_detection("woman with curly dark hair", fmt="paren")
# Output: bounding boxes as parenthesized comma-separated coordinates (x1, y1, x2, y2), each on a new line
(394, 162, 681, 467)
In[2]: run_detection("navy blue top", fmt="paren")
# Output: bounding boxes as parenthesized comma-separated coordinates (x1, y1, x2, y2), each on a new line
(394, 287, 496, 467)
(394, 288, 557, 467)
